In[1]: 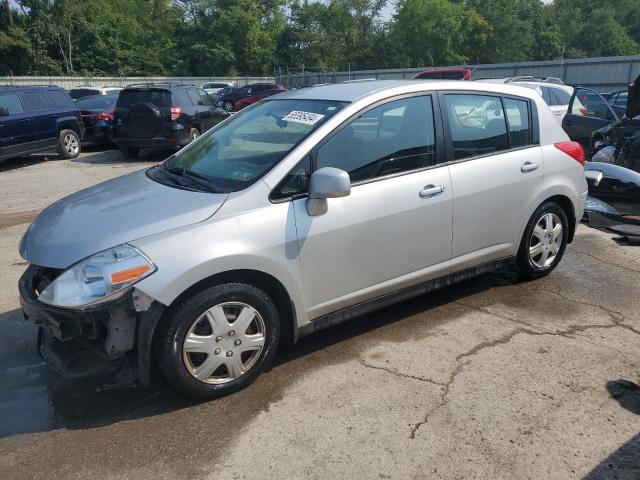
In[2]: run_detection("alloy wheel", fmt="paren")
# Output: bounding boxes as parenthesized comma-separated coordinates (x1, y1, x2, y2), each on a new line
(529, 212, 563, 269)
(64, 133, 79, 155)
(182, 302, 266, 384)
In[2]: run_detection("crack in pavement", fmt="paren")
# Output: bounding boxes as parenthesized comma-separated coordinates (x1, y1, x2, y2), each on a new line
(359, 359, 448, 387)
(408, 298, 640, 439)
(572, 248, 640, 275)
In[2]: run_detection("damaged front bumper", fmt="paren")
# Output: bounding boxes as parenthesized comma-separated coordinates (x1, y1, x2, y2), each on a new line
(18, 264, 164, 387)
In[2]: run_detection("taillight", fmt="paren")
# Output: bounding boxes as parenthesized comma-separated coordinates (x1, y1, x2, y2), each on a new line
(170, 105, 182, 121)
(554, 141, 585, 166)
(96, 112, 112, 120)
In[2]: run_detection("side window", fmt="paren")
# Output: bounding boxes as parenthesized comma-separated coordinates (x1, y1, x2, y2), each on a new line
(444, 94, 508, 160)
(316, 95, 436, 183)
(22, 91, 47, 111)
(174, 89, 192, 106)
(46, 90, 74, 108)
(198, 89, 213, 106)
(571, 88, 615, 120)
(503, 98, 531, 148)
(186, 88, 200, 105)
(271, 156, 311, 200)
(615, 92, 628, 107)
(0, 94, 24, 116)
(553, 88, 571, 105)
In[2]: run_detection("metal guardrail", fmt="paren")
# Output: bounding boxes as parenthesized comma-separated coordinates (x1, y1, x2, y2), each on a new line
(277, 55, 640, 93)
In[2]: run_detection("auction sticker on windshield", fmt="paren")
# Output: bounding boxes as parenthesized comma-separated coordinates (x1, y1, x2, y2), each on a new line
(282, 111, 325, 125)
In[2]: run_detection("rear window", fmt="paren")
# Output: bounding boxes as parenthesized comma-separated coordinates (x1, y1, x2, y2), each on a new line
(46, 90, 75, 108)
(552, 88, 571, 105)
(69, 88, 100, 100)
(76, 95, 117, 110)
(116, 89, 172, 108)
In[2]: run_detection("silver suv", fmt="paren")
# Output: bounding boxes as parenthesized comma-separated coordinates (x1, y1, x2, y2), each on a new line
(18, 80, 587, 398)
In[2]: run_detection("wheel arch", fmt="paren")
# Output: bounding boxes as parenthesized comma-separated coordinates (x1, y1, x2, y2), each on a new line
(545, 194, 576, 243)
(57, 117, 82, 137)
(161, 268, 297, 347)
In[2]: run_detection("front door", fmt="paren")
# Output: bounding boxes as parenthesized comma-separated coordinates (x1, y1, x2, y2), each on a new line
(292, 94, 453, 319)
(562, 87, 618, 150)
(440, 92, 544, 269)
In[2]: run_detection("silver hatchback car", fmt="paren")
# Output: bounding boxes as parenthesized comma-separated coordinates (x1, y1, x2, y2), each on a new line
(18, 80, 587, 398)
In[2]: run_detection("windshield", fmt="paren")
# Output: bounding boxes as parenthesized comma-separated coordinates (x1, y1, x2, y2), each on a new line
(76, 95, 118, 110)
(153, 99, 346, 192)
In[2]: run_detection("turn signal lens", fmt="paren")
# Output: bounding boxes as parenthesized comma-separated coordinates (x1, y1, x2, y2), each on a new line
(554, 141, 585, 166)
(111, 265, 152, 284)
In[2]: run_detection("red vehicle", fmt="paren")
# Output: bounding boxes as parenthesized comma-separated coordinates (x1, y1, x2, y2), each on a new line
(413, 68, 472, 80)
(234, 87, 287, 110)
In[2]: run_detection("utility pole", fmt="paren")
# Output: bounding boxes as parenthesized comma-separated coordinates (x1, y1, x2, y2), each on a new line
(6, 0, 14, 26)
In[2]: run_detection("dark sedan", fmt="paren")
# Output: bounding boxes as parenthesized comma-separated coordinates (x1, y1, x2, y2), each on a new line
(76, 93, 119, 145)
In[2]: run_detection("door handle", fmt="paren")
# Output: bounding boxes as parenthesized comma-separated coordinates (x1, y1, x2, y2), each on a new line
(20, 118, 32, 123)
(419, 185, 446, 198)
(521, 162, 540, 173)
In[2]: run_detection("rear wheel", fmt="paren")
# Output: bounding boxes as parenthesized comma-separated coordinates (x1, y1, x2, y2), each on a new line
(516, 201, 569, 279)
(190, 128, 200, 142)
(156, 283, 280, 399)
(57, 129, 81, 159)
(119, 146, 140, 159)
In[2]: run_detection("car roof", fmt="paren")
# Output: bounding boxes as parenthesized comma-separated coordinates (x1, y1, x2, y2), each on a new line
(0, 85, 63, 92)
(273, 79, 541, 103)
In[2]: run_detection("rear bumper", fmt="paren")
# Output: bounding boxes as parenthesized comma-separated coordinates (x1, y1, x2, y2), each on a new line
(18, 264, 164, 386)
(111, 125, 190, 149)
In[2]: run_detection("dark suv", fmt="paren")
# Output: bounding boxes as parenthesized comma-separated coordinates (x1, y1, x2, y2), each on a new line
(111, 83, 228, 158)
(0, 85, 83, 162)
(217, 83, 281, 112)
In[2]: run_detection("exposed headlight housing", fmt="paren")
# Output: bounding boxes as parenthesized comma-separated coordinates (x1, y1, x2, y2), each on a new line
(39, 244, 156, 308)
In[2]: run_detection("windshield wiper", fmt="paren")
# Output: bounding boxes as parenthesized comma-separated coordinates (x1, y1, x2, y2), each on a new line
(163, 164, 223, 193)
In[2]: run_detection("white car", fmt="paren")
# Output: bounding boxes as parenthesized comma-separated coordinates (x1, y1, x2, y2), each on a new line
(478, 77, 573, 123)
(201, 82, 234, 96)
(68, 86, 122, 100)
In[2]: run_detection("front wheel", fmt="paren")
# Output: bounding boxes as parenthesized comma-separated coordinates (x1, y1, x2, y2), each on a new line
(57, 129, 81, 159)
(516, 201, 569, 279)
(223, 101, 234, 112)
(156, 283, 280, 399)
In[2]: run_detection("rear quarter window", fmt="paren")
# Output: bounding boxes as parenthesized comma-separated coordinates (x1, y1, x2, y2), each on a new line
(22, 91, 48, 111)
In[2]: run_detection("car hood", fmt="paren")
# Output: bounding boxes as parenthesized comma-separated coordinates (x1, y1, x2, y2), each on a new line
(19, 169, 228, 269)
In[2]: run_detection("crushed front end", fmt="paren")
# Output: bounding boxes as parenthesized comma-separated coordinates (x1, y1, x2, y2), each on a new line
(19, 264, 163, 388)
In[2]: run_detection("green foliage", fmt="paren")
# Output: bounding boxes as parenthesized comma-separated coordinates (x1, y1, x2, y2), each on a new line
(0, 0, 638, 77)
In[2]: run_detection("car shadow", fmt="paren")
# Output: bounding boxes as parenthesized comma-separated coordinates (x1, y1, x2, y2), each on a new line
(582, 380, 640, 479)
(0, 268, 522, 439)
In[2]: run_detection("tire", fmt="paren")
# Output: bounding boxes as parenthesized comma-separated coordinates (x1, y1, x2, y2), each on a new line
(223, 101, 234, 112)
(189, 127, 200, 142)
(156, 283, 280, 399)
(57, 129, 81, 159)
(119, 146, 140, 159)
(516, 201, 569, 279)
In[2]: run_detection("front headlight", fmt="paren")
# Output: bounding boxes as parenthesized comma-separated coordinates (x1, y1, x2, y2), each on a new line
(39, 244, 156, 308)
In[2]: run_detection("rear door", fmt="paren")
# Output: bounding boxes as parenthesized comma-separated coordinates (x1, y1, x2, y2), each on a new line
(442, 92, 543, 269)
(562, 87, 618, 149)
(0, 93, 34, 159)
(21, 90, 56, 144)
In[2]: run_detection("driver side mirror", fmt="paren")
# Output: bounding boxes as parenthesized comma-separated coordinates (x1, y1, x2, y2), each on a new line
(306, 167, 351, 216)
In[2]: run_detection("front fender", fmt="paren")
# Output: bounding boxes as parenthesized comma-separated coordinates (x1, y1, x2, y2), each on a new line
(130, 196, 309, 327)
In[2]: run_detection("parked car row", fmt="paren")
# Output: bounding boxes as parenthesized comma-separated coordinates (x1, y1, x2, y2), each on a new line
(0, 81, 292, 163)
